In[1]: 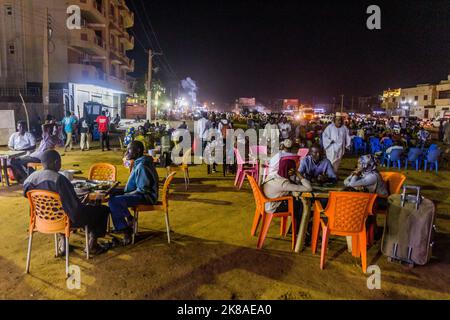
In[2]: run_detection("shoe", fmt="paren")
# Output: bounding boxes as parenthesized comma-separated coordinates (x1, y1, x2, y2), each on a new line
(86, 243, 109, 256)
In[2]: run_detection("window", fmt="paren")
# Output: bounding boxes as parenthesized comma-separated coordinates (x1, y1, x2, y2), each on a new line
(393, 98, 396, 103)
(9, 44, 15, 54)
(424, 95, 428, 100)
(5, 5, 13, 15)
(414, 96, 418, 101)
(402, 97, 405, 101)
(81, 33, 88, 41)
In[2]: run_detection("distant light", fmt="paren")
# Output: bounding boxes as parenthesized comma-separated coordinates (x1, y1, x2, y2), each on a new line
(166, 102, 172, 108)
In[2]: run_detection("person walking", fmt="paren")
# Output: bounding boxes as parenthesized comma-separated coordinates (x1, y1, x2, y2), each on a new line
(96, 111, 110, 151)
(62, 111, 77, 152)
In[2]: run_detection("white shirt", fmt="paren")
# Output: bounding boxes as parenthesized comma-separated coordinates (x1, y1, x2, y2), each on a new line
(278, 122, 291, 139)
(263, 173, 312, 213)
(322, 123, 351, 166)
(8, 132, 36, 151)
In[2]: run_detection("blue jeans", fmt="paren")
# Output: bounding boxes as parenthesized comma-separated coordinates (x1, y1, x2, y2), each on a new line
(108, 193, 150, 231)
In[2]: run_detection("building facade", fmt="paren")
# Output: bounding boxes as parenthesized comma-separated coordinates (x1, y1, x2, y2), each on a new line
(435, 75, 450, 118)
(0, 0, 135, 118)
(398, 84, 436, 119)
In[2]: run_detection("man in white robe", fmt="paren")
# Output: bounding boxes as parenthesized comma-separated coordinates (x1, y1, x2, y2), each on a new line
(322, 115, 351, 173)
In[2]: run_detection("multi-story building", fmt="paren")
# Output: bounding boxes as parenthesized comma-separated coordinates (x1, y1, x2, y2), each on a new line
(398, 84, 436, 119)
(435, 75, 450, 118)
(381, 88, 401, 115)
(0, 0, 135, 118)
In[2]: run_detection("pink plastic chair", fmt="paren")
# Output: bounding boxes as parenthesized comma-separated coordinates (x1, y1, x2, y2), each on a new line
(234, 148, 259, 190)
(250, 146, 269, 183)
(297, 148, 309, 159)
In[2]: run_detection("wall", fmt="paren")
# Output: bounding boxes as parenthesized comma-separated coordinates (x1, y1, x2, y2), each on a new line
(0, 102, 64, 124)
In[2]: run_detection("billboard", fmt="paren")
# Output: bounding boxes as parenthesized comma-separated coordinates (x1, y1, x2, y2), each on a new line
(238, 97, 256, 107)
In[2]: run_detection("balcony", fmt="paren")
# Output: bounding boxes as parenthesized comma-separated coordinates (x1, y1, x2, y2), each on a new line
(120, 57, 135, 72)
(435, 99, 450, 107)
(71, 0, 106, 23)
(120, 32, 134, 50)
(69, 27, 107, 58)
(121, 7, 134, 28)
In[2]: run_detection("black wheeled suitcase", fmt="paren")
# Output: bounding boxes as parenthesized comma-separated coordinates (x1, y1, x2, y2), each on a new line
(381, 185, 436, 267)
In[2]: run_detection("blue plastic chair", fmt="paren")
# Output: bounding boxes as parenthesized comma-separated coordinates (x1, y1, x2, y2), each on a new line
(386, 149, 403, 169)
(353, 137, 366, 154)
(381, 138, 394, 151)
(405, 148, 422, 171)
(369, 137, 382, 154)
(428, 144, 439, 151)
(424, 149, 441, 174)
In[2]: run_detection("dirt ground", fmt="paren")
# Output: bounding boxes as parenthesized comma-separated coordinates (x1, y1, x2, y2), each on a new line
(0, 142, 449, 300)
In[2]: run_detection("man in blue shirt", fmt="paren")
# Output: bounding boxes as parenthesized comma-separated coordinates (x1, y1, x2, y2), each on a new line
(109, 141, 159, 245)
(62, 111, 77, 152)
(299, 144, 337, 184)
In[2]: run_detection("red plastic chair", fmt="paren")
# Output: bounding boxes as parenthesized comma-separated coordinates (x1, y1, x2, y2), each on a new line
(234, 148, 258, 190)
(311, 192, 377, 273)
(247, 175, 297, 250)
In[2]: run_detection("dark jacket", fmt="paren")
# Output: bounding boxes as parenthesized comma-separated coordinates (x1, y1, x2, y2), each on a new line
(125, 156, 159, 204)
(23, 170, 83, 223)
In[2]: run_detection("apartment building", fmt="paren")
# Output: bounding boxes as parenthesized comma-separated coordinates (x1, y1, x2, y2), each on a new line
(398, 84, 436, 119)
(435, 75, 450, 118)
(0, 0, 135, 117)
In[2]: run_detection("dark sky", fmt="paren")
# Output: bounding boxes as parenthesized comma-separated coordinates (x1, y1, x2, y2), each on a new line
(126, 0, 450, 104)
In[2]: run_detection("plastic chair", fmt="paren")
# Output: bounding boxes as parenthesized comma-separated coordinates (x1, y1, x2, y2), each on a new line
(247, 175, 297, 250)
(89, 163, 117, 181)
(250, 145, 269, 183)
(168, 148, 191, 190)
(311, 192, 377, 273)
(381, 138, 393, 150)
(385, 149, 403, 169)
(234, 148, 258, 190)
(405, 148, 422, 171)
(369, 137, 381, 154)
(27, 162, 43, 175)
(280, 155, 301, 170)
(353, 137, 367, 154)
(380, 172, 407, 196)
(297, 148, 310, 160)
(25, 190, 90, 277)
(130, 172, 176, 245)
(424, 149, 441, 174)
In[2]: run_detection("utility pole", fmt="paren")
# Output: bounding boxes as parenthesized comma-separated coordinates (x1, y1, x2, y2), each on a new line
(340, 94, 344, 114)
(146, 49, 153, 122)
(42, 8, 50, 117)
(146, 49, 163, 122)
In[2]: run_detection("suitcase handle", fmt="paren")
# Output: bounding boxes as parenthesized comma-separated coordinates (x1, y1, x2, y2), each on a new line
(401, 185, 421, 210)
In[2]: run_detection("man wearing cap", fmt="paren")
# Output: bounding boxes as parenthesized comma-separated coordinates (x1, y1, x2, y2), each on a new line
(322, 114, 351, 173)
(266, 139, 296, 178)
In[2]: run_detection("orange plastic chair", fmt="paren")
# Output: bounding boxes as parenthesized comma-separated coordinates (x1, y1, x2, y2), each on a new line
(247, 175, 297, 250)
(380, 172, 406, 196)
(25, 190, 90, 277)
(89, 163, 117, 182)
(168, 148, 191, 191)
(311, 192, 377, 273)
(27, 162, 43, 175)
(130, 172, 176, 244)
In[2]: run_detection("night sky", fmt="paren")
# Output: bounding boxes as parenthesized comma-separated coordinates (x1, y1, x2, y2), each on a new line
(126, 0, 450, 105)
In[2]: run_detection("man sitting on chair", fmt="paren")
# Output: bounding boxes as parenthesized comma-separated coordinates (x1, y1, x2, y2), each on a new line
(109, 141, 159, 245)
(23, 150, 110, 256)
(299, 144, 337, 184)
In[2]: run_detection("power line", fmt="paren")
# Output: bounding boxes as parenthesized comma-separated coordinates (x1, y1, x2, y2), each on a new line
(137, 0, 176, 77)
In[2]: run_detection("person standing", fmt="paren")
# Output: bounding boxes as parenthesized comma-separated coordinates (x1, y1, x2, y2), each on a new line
(322, 114, 351, 173)
(96, 111, 110, 151)
(62, 112, 77, 152)
(278, 117, 292, 140)
(79, 116, 91, 151)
